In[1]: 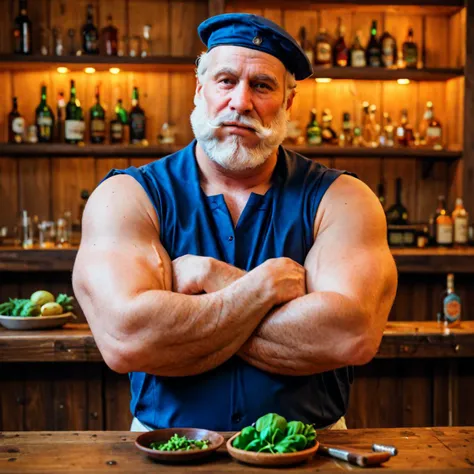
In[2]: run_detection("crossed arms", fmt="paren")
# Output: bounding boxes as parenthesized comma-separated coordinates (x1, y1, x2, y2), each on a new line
(72, 174, 397, 377)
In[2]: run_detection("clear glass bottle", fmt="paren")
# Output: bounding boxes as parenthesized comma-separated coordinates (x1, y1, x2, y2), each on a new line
(436, 198, 453, 247)
(380, 112, 394, 147)
(452, 198, 469, 247)
(396, 109, 414, 147)
(321, 109, 338, 145)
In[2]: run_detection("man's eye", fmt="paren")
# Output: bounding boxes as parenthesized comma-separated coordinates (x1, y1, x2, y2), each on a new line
(219, 78, 234, 85)
(255, 83, 271, 90)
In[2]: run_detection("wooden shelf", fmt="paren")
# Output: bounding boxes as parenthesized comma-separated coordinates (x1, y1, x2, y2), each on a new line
(2, 247, 474, 273)
(0, 143, 462, 159)
(1, 321, 473, 362)
(311, 66, 464, 82)
(0, 54, 196, 72)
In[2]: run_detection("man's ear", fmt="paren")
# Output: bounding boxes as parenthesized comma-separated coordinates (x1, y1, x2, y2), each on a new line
(286, 89, 296, 111)
(194, 77, 203, 106)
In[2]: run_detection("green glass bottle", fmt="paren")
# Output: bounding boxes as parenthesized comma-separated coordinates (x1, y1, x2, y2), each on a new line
(129, 87, 146, 144)
(89, 85, 106, 144)
(110, 98, 128, 144)
(35, 85, 55, 143)
(65, 79, 84, 144)
(306, 109, 322, 146)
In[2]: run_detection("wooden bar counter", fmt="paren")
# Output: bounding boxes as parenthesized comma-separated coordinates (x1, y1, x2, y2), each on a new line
(0, 428, 473, 473)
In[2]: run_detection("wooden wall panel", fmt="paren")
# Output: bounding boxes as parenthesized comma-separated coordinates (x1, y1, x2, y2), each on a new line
(23, 365, 54, 431)
(128, 0, 170, 56)
(18, 159, 51, 221)
(289, 80, 315, 137)
(319, 8, 352, 44)
(95, 158, 129, 183)
(449, 8, 466, 69)
(416, 161, 448, 222)
(104, 369, 133, 430)
(283, 9, 318, 44)
(333, 158, 380, 193)
(0, 364, 25, 430)
(169, 72, 197, 144)
(98, 0, 127, 41)
(171, 1, 209, 57)
(425, 16, 449, 68)
(0, 0, 12, 55)
(263, 9, 283, 27)
(0, 157, 18, 229)
(382, 81, 418, 134)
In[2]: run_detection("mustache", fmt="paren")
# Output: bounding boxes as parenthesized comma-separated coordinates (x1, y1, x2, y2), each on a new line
(206, 111, 272, 139)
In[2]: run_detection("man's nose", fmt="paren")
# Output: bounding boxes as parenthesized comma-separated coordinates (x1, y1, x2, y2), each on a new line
(229, 82, 253, 115)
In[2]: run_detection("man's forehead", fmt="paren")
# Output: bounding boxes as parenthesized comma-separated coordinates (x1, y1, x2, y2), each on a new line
(208, 46, 286, 78)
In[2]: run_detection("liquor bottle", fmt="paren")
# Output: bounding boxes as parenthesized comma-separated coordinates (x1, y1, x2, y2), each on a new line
(380, 31, 397, 68)
(35, 85, 55, 143)
(396, 109, 414, 147)
(439, 274, 461, 328)
(339, 112, 353, 147)
(416, 226, 429, 248)
(13, 0, 32, 55)
(314, 28, 332, 67)
(366, 21, 382, 67)
(110, 99, 128, 144)
(361, 102, 371, 146)
(377, 179, 386, 210)
(82, 4, 99, 54)
(89, 85, 106, 144)
(306, 109, 322, 146)
(101, 15, 118, 56)
(380, 112, 395, 147)
(65, 80, 85, 144)
(129, 87, 146, 144)
(8, 97, 25, 143)
(426, 102, 443, 150)
(386, 178, 408, 225)
(333, 18, 348, 67)
(402, 27, 418, 69)
(368, 104, 380, 147)
(436, 198, 453, 247)
(452, 198, 469, 247)
(428, 196, 444, 246)
(56, 91, 66, 142)
(349, 33, 366, 68)
(298, 27, 314, 66)
(321, 109, 338, 145)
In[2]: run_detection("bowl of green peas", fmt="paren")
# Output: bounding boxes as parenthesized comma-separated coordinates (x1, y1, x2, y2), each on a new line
(135, 428, 225, 462)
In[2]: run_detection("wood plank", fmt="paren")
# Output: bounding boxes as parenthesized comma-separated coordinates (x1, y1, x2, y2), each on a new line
(262, 9, 283, 27)
(425, 15, 449, 68)
(415, 161, 448, 222)
(95, 158, 129, 184)
(449, 8, 466, 69)
(169, 72, 197, 145)
(283, 9, 319, 44)
(128, 0, 170, 56)
(0, 157, 18, 229)
(51, 158, 96, 225)
(0, 0, 12, 55)
(104, 370, 132, 430)
(0, 364, 25, 430)
(333, 157, 380, 193)
(0, 71, 12, 142)
(458, 358, 474, 425)
(170, 1, 209, 57)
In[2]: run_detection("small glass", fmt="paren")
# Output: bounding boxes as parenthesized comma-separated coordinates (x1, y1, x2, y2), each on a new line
(67, 28, 76, 56)
(56, 217, 70, 248)
(53, 27, 64, 56)
(128, 35, 141, 57)
(39, 221, 56, 249)
(20, 211, 33, 249)
(141, 25, 152, 57)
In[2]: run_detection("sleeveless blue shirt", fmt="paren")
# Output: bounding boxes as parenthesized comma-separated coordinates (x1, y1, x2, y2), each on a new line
(104, 140, 353, 430)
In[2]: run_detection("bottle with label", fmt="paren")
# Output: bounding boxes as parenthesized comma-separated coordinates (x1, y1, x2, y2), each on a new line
(426, 102, 443, 150)
(314, 28, 332, 67)
(366, 20, 382, 67)
(380, 112, 395, 147)
(110, 99, 128, 144)
(338, 112, 353, 147)
(90, 86, 106, 144)
(380, 31, 397, 68)
(349, 33, 366, 68)
(65, 80, 85, 144)
(428, 195, 445, 246)
(129, 87, 146, 144)
(321, 109, 338, 145)
(101, 15, 118, 56)
(452, 198, 469, 247)
(8, 97, 25, 143)
(13, 0, 32, 55)
(82, 4, 99, 54)
(56, 91, 66, 142)
(385, 177, 409, 225)
(333, 18, 348, 67)
(35, 85, 55, 143)
(439, 274, 461, 328)
(298, 27, 314, 66)
(306, 109, 322, 146)
(436, 198, 453, 247)
(396, 109, 414, 147)
(402, 27, 418, 69)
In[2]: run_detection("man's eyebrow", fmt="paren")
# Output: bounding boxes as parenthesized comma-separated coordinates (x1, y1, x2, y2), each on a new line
(212, 67, 239, 78)
(212, 68, 280, 88)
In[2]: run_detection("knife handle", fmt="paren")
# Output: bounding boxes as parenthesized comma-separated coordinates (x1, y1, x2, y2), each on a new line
(319, 444, 392, 467)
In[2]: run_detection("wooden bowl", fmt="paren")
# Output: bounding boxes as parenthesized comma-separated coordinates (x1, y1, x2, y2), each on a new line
(135, 428, 224, 463)
(226, 431, 320, 466)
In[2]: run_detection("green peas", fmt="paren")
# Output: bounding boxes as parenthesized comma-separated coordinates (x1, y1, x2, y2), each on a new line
(150, 433, 210, 451)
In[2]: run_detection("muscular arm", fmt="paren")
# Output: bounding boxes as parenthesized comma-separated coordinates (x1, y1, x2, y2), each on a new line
(238, 175, 398, 375)
(72, 175, 301, 377)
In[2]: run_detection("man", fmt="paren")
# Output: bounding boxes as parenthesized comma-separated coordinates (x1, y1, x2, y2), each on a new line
(73, 13, 397, 432)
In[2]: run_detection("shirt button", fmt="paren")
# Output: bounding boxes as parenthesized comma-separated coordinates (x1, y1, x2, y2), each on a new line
(231, 413, 242, 423)
(228, 236, 234, 242)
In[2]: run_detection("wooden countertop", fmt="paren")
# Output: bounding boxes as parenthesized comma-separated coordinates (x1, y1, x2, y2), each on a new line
(3, 247, 474, 273)
(1, 322, 474, 362)
(0, 427, 472, 473)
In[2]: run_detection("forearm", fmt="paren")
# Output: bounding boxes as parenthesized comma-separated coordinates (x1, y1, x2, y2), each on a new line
(239, 291, 381, 376)
(81, 265, 275, 377)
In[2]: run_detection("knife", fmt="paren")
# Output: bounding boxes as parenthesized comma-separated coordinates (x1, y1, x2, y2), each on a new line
(318, 444, 392, 467)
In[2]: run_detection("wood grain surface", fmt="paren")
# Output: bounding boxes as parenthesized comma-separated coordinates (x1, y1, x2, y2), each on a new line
(0, 428, 472, 473)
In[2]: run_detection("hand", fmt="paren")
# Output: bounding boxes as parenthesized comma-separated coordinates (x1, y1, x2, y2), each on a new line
(172, 255, 246, 294)
(259, 258, 306, 305)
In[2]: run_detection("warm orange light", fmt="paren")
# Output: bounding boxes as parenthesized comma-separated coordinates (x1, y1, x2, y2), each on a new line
(84, 67, 96, 74)
(315, 78, 332, 84)
(397, 78, 410, 85)
(109, 67, 121, 74)
(57, 67, 69, 74)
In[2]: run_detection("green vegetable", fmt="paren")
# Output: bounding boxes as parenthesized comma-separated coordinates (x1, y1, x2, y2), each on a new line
(0, 301, 14, 315)
(56, 294, 75, 312)
(149, 433, 210, 452)
(20, 301, 41, 317)
(286, 421, 305, 437)
(232, 426, 258, 450)
(274, 434, 307, 453)
(255, 413, 287, 436)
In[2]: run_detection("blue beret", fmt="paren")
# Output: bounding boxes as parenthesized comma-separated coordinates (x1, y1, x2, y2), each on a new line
(198, 13, 313, 81)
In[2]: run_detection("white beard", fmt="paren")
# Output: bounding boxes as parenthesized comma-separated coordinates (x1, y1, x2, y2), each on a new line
(190, 95, 288, 172)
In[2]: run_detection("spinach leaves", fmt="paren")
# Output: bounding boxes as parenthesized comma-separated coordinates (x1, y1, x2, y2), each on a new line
(232, 413, 317, 454)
